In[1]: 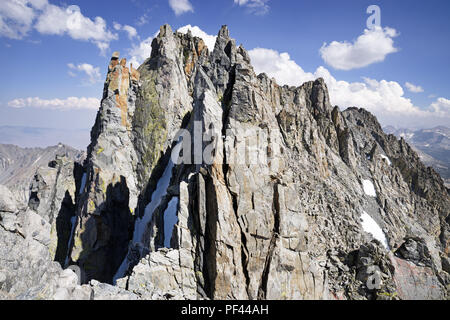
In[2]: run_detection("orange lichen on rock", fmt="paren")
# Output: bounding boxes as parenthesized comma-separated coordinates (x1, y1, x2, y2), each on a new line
(184, 57, 195, 77)
(118, 58, 130, 127)
(196, 39, 206, 56)
(130, 63, 140, 83)
(105, 52, 134, 128)
(184, 38, 207, 78)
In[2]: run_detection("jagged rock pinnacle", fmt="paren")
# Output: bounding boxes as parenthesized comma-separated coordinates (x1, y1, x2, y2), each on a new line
(1, 24, 449, 301)
(159, 24, 173, 38)
(218, 25, 230, 38)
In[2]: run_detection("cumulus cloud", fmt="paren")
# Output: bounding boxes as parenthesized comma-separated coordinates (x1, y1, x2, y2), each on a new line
(114, 22, 137, 40)
(249, 48, 316, 86)
(128, 36, 154, 67)
(177, 25, 217, 51)
(430, 97, 450, 117)
(234, 0, 270, 15)
(0, 0, 43, 39)
(68, 63, 101, 84)
(168, 0, 194, 16)
(35, 4, 117, 54)
(405, 82, 424, 93)
(0, 0, 118, 54)
(320, 26, 399, 70)
(248, 47, 450, 128)
(8, 96, 100, 110)
(127, 24, 217, 68)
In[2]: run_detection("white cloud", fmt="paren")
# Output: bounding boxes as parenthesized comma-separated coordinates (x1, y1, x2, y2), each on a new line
(128, 24, 217, 68)
(8, 96, 100, 110)
(177, 25, 217, 51)
(234, 0, 270, 15)
(168, 0, 194, 16)
(35, 4, 117, 54)
(114, 22, 137, 40)
(0, 1, 118, 53)
(0, 0, 41, 39)
(249, 48, 316, 86)
(405, 82, 424, 93)
(430, 97, 450, 117)
(68, 63, 101, 84)
(320, 26, 398, 70)
(248, 47, 450, 128)
(128, 36, 153, 67)
(29, 0, 47, 9)
(136, 14, 149, 27)
(123, 25, 137, 39)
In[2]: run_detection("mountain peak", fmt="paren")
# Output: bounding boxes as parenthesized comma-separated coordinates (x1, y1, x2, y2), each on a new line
(1, 24, 449, 301)
(218, 24, 230, 38)
(158, 23, 173, 38)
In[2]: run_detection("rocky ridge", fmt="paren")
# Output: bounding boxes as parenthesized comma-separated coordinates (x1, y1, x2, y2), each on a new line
(0, 25, 449, 300)
(384, 126, 450, 188)
(0, 143, 84, 204)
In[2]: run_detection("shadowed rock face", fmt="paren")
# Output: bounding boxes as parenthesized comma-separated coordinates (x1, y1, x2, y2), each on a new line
(67, 51, 141, 284)
(1, 25, 449, 300)
(0, 144, 84, 205)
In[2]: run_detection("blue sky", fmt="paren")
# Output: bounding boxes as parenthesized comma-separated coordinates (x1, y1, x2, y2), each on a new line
(1, 0, 449, 149)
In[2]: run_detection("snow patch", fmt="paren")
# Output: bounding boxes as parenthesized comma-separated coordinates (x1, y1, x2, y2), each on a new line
(113, 158, 175, 283)
(113, 253, 129, 284)
(362, 179, 376, 197)
(163, 197, 179, 248)
(31, 156, 42, 166)
(132, 159, 175, 244)
(114, 142, 183, 283)
(64, 216, 78, 267)
(379, 154, 391, 166)
(360, 211, 389, 249)
(79, 173, 87, 195)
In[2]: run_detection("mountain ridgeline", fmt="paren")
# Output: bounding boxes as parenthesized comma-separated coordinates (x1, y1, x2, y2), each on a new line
(0, 143, 84, 204)
(0, 25, 449, 300)
(384, 126, 450, 188)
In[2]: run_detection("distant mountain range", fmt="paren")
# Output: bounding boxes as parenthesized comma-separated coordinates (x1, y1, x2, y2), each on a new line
(0, 126, 90, 150)
(0, 143, 84, 204)
(384, 126, 450, 187)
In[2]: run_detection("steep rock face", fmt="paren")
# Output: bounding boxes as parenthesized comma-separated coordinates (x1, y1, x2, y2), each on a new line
(0, 144, 83, 205)
(0, 177, 138, 299)
(27, 155, 81, 266)
(1, 24, 449, 300)
(0, 153, 138, 299)
(0, 152, 85, 299)
(132, 25, 201, 209)
(68, 52, 141, 284)
(112, 25, 449, 300)
(385, 126, 450, 188)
